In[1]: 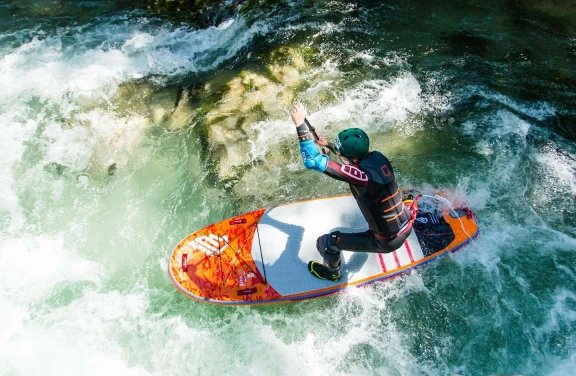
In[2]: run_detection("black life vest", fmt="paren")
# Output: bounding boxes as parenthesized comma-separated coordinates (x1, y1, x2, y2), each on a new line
(349, 151, 411, 237)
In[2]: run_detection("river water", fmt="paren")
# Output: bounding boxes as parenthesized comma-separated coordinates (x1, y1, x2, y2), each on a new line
(1, 1, 575, 375)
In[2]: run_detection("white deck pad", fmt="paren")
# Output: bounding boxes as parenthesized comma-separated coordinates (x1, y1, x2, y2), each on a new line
(252, 195, 424, 296)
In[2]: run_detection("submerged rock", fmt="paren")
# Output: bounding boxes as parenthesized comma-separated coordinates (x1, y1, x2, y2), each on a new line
(201, 46, 312, 179)
(43, 81, 192, 177)
(43, 44, 323, 185)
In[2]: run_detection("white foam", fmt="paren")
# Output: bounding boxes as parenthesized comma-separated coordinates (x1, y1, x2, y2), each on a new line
(312, 74, 425, 130)
(42, 121, 98, 171)
(532, 287, 576, 372)
(284, 21, 343, 39)
(248, 118, 292, 161)
(535, 146, 576, 196)
(453, 178, 491, 211)
(0, 290, 151, 376)
(0, 109, 38, 230)
(249, 72, 441, 163)
(0, 234, 100, 302)
(36, 108, 150, 172)
(330, 279, 445, 375)
(381, 51, 412, 67)
(0, 13, 273, 232)
(0, 16, 270, 103)
(463, 109, 531, 143)
(456, 215, 510, 270)
(480, 88, 556, 121)
(463, 110, 535, 190)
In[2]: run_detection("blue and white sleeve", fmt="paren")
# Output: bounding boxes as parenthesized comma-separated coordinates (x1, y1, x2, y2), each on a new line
(299, 140, 329, 172)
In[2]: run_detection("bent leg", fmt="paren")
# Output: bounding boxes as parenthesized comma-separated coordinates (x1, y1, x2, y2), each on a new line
(336, 227, 412, 254)
(310, 232, 342, 281)
(310, 228, 412, 282)
(379, 227, 412, 252)
(316, 232, 342, 270)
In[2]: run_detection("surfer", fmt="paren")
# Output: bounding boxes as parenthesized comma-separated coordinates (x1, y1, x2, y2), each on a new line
(290, 103, 414, 282)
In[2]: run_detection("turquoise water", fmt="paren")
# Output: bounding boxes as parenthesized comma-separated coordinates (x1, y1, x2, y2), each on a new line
(1, 1, 575, 375)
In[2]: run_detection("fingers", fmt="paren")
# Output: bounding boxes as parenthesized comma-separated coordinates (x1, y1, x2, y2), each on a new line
(290, 103, 307, 126)
(290, 103, 306, 115)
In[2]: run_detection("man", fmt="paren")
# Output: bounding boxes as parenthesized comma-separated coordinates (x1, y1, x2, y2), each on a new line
(290, 103, 414, 282)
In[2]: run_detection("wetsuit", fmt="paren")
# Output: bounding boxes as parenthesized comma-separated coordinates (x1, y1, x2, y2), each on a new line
(296, 122, 413, 269)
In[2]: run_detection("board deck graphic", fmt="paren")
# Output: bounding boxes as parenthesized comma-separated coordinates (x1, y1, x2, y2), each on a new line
(169, 192, 479, 305)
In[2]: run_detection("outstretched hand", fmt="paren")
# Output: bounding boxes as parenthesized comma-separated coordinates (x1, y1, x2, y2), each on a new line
(290, 103, 307, 126)
(290, 103, 329, 148)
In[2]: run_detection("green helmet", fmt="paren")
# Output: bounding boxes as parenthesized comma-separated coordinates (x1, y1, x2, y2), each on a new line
(334, 128, 369, 159)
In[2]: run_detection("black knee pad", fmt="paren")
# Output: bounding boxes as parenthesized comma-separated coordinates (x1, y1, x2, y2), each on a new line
(316, 232, 341, 269)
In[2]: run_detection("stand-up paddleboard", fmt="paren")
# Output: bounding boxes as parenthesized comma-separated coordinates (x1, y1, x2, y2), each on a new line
(168, 191, 479, 305)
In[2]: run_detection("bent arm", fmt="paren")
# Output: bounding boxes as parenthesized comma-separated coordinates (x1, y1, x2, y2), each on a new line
(290, 104, 329, 172)
(296, 123, 329, 172)
(296, 124, 367, 186)
(290, 103, 366, 186)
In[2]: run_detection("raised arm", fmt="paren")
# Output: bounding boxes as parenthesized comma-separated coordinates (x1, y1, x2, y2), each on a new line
(290, 104, 329, 172)
(290, 104, 368, 187)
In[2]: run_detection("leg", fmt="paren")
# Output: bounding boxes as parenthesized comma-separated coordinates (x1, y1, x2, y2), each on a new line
(308, 228, 412, 282)
(316, 232, 342, 269)
(336, 227, 413, 253)
(308, 232, 342, 281)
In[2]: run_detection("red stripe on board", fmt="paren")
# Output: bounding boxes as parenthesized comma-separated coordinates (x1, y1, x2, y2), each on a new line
(404, 241, 414, 263)
(393, 251, 400, 268)
(378, 253, 386, 272)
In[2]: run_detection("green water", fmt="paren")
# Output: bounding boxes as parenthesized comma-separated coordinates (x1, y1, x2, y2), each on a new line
(1, 0, 575, 375)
